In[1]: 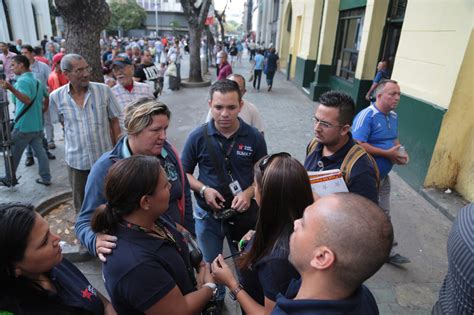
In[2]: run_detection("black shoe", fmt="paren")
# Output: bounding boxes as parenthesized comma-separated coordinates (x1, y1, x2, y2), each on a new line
(0, 176, 18, 187)
(25, 157, 34, 166)
(35, 178, 51, 186)
(47, 152, 56, 160)
(388, 253, 410, 265)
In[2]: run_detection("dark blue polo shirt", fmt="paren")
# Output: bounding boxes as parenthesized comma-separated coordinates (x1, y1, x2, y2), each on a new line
(272, 278, 379, 314)
(240, 237, 300, 305)
(304, 134, 378, 204)
(181, 118, 267, 214)
(103, 219, 195, 314)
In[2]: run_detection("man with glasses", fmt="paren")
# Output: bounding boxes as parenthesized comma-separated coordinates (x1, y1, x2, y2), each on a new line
(49, 53, 122, 213)
(304, 91, 379, 204)
(352, 79, 410, 265)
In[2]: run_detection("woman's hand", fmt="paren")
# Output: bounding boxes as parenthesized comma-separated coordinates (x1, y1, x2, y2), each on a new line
(96, 233, 117, 262)
(211, 254, 238, 288)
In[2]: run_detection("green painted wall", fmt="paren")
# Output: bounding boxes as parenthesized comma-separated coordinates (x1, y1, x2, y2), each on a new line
(309, 64, 332, 101)
(295, 57, 317, 88)
(394, 95, 445, 189)
(327, 76, 371, 111)
(340, 0, 367, 11)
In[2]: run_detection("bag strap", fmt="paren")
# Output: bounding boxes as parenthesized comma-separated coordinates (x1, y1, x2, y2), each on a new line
(306, 137, 319, 157)
(341, 144, 380, 191)
(14, 81, 40, 123)
(201, 123, 232, 191)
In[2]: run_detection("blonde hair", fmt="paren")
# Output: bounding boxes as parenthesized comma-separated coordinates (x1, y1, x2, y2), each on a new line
(124, 98, 171, 135)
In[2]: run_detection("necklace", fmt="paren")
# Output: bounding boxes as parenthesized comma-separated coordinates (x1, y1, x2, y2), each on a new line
(122, 220, 176, 245)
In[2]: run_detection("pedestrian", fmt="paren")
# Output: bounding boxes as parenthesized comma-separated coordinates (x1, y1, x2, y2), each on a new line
(216, 51, 232, 81)
(133, 50, 162, 98)
(110, 55, 154, 129)
(20, 45, 56, 161)
(264, 47, 279, 92)
(352, 79, 410, 265)
(0, 203, 114, 314)
(304, 91, 379, 203)
(211, 153, 314, 313)
(49, 54, 122, 213)
(0, 55, 51, 187)
(90, 156, 216, 314)
(252, 49, 264, 90)
(76, 98, 195, 261)
(181, 79, 268, 312)
(248, 40, 256, 61)
(0, 41, 16, 82)
(365, 60, 390, 102)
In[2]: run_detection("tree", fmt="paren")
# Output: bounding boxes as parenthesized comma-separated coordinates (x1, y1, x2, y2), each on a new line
(107, 0, 147, 34)
(180, 0, 213, 83)
(54, 0, 111, 82)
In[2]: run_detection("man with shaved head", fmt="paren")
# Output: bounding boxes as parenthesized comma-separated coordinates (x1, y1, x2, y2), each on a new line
(272, 193, 393, 314)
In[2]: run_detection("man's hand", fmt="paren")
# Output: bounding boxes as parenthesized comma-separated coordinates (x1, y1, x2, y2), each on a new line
(0, 79, 12, 90)
(96, 233, 118, 262)
(386, 145, 402, 164)
(231, 190, 251, 212)
(365, 94, 371, 101)
(203, 187, 226, 211)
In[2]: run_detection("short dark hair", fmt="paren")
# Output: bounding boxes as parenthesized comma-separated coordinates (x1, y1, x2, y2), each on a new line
(33, 46, 43, 56)
(209, 79, 242, 102)
(318, 91, 355, 125)
(20, 45, 33, 53)
(12, 55, 30, 69)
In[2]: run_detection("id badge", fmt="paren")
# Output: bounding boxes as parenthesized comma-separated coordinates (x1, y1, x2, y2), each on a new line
(229, 180, 243, 196)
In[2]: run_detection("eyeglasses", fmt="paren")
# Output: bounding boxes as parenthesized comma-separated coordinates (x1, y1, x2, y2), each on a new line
(259, 152, 292, 173)
(311, 116, 343, 129)
(71, 66, 92, 75)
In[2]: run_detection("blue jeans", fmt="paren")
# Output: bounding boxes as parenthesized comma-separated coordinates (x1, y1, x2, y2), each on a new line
(7, 129, 51, 182)
(194, 204, 239, 301)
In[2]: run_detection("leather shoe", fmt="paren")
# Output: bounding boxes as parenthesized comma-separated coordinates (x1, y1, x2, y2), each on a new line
(0, 176, 18, 187)
(47, 152, 56, 160)
(388, 253, 410, 265)
(48, 142, 56, 150)
(25, 157, 34, 166)
(35, 178, 51, 186)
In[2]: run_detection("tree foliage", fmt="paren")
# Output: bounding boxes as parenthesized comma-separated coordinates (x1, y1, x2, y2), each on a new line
(107, 0, 147, 32)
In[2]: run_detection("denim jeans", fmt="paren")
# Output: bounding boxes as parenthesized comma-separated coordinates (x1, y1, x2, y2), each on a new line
(253, 69, 262, 90)
(26, 111, 52, 158)
(8, 129, 51, 182)
(194, 203, 239, 301)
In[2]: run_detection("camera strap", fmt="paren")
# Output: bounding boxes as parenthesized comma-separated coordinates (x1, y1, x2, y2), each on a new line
(202, 123, 236, 190)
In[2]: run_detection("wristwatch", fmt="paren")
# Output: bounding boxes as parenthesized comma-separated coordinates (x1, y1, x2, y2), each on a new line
(199, 185, 209, 198)
(203, 282, 218, 298)
(229, 283, 244, 301)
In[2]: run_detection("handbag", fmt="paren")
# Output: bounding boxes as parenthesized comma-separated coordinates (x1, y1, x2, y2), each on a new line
(10, 81, 40, 131)
(201, 123, 259, 246)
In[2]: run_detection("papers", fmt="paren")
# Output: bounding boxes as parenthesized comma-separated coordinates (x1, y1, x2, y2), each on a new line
(308, 169, 348, 197)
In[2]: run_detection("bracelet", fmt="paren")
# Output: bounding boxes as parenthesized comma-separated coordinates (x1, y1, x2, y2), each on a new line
(199, 185, 208, 198)
(229, 283, 243, 301)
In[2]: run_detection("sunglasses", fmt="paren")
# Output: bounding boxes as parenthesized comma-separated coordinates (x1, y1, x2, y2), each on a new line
(259, 152, 292, 174)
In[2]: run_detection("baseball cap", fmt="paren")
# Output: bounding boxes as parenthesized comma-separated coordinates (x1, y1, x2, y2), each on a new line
(112, 55, 132, 68)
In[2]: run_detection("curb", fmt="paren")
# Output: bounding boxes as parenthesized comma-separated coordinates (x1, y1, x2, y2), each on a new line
(36, 190, 93, 262)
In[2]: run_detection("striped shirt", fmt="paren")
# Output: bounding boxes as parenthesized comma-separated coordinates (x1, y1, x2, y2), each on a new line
(438, 203, 474, 314)
(49, 82, 122, 170)
(111, 81, 154, 129)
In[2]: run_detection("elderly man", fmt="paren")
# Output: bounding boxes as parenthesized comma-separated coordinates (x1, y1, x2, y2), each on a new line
(49, 54, 122, 213)
(353, 79, 410, 265)
(76, 98, 194, 261)
(111, 55, 154, 129)
(0, 42, 16, 82)
(217, 51, 232, 81)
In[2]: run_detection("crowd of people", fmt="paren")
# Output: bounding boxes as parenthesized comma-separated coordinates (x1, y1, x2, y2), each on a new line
(0, 33, 472, 315)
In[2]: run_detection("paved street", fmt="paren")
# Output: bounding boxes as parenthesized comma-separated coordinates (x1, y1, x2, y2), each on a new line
(0, 52, 453, 314)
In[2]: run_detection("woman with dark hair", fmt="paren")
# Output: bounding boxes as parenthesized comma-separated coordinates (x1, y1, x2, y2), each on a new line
(0, 203, 115, 314)
(211, 153, 314, 314)
(91, 155, 216, 315)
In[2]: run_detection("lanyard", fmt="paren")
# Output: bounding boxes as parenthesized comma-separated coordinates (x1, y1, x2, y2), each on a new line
(217, 136, 237, 181)
(121, 220, 177, 246)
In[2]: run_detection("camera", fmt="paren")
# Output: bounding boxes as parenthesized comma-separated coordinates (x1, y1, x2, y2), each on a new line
(213, 208, 238, 221)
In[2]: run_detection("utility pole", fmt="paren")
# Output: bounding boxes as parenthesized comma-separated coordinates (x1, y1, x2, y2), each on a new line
(155, 0, 159, 37)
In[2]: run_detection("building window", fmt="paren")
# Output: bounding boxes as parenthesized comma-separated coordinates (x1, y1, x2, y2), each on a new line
(2, 0, 13, 41)
(333, 8, 364, 82)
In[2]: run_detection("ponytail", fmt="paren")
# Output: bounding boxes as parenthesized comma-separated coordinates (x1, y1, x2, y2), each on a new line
(91, 203, 120, 235)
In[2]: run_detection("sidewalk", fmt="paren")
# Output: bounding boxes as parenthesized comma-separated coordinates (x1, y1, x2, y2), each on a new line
(0, 52, 454, 314)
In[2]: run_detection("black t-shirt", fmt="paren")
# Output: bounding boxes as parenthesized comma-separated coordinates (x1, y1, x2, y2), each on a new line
(103, 219, 196, 315)
(0, 259, 104, 315)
